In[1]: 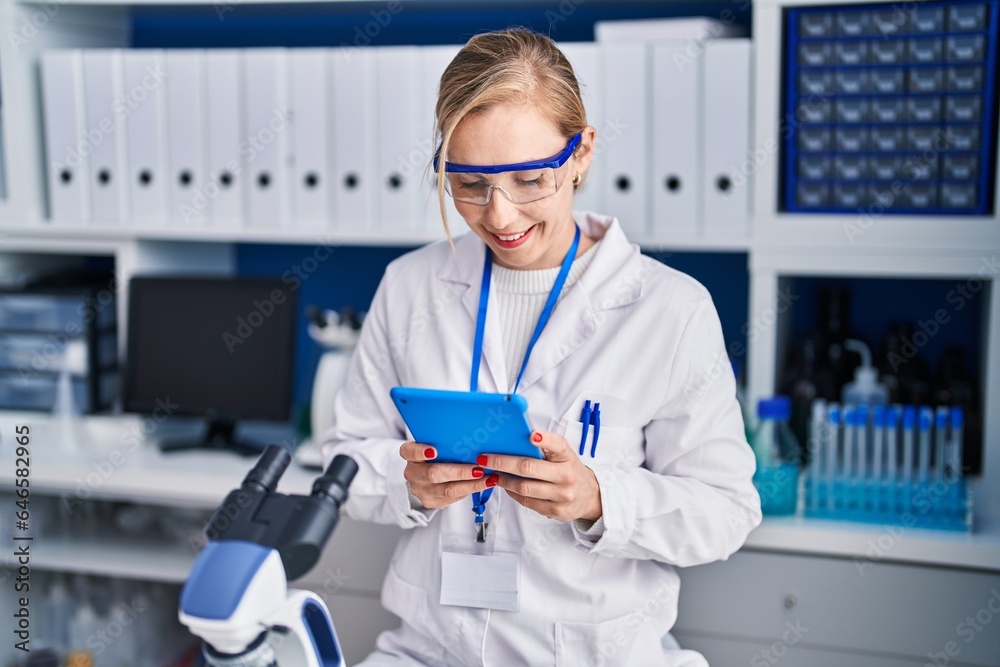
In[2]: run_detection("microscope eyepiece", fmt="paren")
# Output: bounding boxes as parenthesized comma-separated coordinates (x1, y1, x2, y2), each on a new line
(242, 444, 291, 494)
(311, 454, 359, 507)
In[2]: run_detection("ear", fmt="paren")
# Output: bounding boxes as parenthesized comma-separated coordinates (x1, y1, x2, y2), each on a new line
(572, 125, 597, 176)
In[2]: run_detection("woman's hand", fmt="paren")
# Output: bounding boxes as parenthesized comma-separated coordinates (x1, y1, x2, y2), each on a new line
(400, 441, 498, 510)
(481, 430, 603, 523)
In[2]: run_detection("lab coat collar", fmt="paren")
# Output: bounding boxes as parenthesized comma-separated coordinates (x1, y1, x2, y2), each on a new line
(438, 213, 643, 393)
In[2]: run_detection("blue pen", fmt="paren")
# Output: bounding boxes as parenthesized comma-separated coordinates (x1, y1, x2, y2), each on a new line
(590, 403, 601, 458)
(579, 400, 592, 456)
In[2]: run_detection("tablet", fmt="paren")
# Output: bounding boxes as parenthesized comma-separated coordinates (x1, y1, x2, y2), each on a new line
(390, 387, 542, 464)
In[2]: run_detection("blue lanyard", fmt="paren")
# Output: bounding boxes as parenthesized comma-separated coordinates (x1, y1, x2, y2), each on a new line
(469, 224, 581, 537)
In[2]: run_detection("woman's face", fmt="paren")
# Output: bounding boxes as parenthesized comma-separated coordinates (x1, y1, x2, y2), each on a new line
(446, 103, 594, 270)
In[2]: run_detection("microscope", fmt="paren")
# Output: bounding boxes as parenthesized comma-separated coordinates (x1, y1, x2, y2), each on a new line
(179, 444, 358, 666)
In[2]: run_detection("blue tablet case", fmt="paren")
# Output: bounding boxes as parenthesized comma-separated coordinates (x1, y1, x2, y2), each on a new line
(390, 387, 542, 464)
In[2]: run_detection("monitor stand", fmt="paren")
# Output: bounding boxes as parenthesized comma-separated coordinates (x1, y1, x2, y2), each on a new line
(159, 417, 266, 456)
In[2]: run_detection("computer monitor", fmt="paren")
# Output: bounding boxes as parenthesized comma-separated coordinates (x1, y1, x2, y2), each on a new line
(124, 276, 296, 455)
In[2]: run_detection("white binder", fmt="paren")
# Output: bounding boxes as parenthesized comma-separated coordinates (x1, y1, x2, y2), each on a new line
(41, 50, 89, 224)
(558, 42, 603, 217)
(82, 49, 128, 224)
(702, 39, 751, 239)
(205, 49, 244, 228)
(123, 49, 168, 226)
(243, 48, 291, 229)
(652, 41, 701, 239)
(375, 46, 421, 235)
(164, 50, 207, 227)
(289, 48, 331, 230)
(600, 43, 649, 241)
(418, 45, 461, 240)
(330, 47, 376, 231)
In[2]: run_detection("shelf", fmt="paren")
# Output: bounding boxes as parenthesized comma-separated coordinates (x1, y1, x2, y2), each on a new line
(746, 513, 1000, 572)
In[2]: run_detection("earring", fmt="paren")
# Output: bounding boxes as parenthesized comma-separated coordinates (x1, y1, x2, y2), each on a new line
(572, 173, 582, 187)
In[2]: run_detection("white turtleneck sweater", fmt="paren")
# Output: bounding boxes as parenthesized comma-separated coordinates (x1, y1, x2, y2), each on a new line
(490, 239, 600, 392)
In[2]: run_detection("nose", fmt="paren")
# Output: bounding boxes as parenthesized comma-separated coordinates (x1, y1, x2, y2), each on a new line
(483, 186, 519, 230)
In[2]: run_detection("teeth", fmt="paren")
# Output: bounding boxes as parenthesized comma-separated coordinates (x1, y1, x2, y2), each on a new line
(497, 231, 526, 242)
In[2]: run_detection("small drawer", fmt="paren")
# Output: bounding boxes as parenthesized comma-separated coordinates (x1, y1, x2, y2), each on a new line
(798, 156, 832, 180)
(908, 67, 943, 93)
(946, 66, 984, 91)
(869, 69, 904, 94)
(799, 12, 834, 37)
(911, 6, 945, 32)
(835, 40, 869, 65)
(834, 127, 868, 151)
(832, 183, 867, 208)
(0, 293, 115, 332)
(799, 70, 834, 95)
(908, 38, 943, 63)
(945, 95, 982, 121)
(940, 183, 977, 208)
(797, 99, 831, 123)
(870, 155, 901, 180)
(871, 97, 905, 122)
(905, 183, 938, 208)
(799, 42, 833, 66)
(900, 155, 938, 180)
(868, 183, 901, 207)
(833, 155, 868, 180)
(0, 332, 117, 374)
(947, 35, 986, 61)
(835, 69, 870, 94)
(835, 98, 869, 123)
(796, 183, 830, 207)
(942, 154, 979, 180)
(906, 96, 942, 121)
(947, 4, 988, 31)
(944, 125, 980, 151)
(871, 8, 907, 36)
(871, 40, 905, 64)
(836, 10, 871, 35)
(798, 127, 832, 151)
(870, 126, 905, 151)
(906, 126, 941, 151)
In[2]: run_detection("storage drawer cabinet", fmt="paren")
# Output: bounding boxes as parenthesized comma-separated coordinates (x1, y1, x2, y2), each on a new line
(674, 550, 1000, 666)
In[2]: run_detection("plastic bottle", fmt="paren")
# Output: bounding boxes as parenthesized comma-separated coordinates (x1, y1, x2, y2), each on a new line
(841, 339, 889, 407)
(752, 396, 801, 516)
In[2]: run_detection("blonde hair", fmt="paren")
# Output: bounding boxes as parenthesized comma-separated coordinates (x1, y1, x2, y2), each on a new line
(432, 28, 588, 245)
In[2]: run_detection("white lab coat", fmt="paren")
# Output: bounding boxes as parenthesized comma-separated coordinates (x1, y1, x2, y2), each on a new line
(322, 212, 761, 667)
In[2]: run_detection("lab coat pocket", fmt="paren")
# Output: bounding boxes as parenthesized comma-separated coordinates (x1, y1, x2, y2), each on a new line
(555, 607, 681, 666)
(381, 561, 431, 639)
(549, 391, 646, 474)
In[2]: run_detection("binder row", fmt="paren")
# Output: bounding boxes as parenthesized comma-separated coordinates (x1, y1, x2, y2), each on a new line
(40, 41, 752, 239)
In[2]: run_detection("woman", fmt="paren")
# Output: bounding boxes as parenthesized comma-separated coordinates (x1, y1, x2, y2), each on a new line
(323, 28, 761, 667)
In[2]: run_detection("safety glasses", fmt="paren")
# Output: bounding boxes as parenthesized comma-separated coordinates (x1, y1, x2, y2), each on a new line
(433, 133, 581, 205)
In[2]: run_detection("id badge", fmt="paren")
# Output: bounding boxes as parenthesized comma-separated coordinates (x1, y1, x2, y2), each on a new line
(439, 532, 520, 612)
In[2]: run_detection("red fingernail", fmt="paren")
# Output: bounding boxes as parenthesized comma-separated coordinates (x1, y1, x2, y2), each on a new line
(476, 454, 488, 466)
(532, 432, 543, 443)
(472, 467, 484, 478)
(424, 448, 436, 459)
(486, 474, 499, 487)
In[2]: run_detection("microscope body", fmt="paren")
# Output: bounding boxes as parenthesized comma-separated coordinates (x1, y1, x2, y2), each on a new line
(179, 445, 357, 667)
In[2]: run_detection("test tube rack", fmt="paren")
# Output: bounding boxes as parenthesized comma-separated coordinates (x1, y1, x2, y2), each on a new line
(803, 402, 972, 532)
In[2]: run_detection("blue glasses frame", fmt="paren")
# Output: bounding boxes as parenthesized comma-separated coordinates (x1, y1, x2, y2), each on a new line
(433, 132, 582, 174)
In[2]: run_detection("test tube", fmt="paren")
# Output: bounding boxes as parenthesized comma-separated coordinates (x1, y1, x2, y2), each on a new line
(918, 407, 933, 483)
(934, 407, 949, 482)
(902, 406, 916, 483)
(810, 400, 827, 510)
(827, 403, 841, 511)
(949, 407, 964, 482)
(872, 405, 886, 481)
(855, 405, 869, 481)
(886, 406, 900, 515)
(844, 407, 856, 478)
